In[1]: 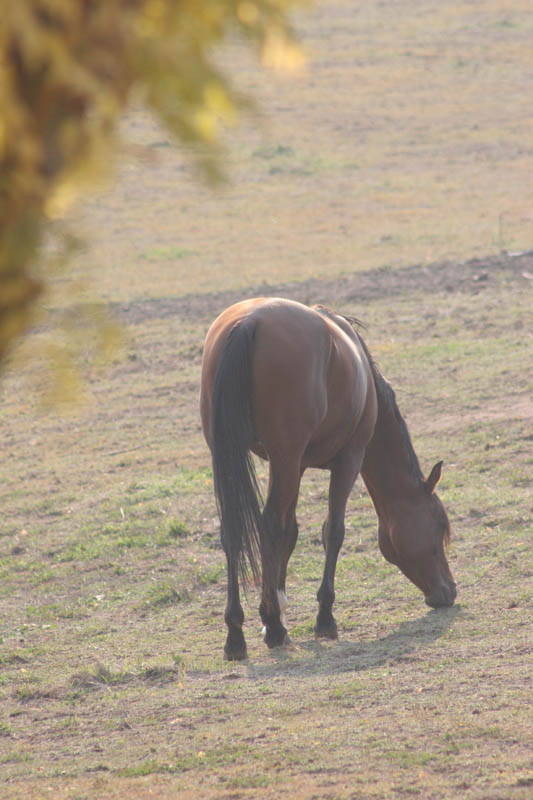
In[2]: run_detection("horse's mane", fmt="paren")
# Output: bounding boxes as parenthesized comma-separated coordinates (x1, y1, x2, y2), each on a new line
(314, 304, 366, 332)
(353, 328, 452, 546)
(315, 305, 424, 484)
(370, 367, 425, 484)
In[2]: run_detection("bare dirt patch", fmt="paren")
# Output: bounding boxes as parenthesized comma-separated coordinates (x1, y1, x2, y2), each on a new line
(110, 249, 533, 326)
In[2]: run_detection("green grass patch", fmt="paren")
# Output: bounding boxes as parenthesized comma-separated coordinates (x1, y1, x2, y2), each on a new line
(139, 246, 197, 262)
(142, 581, 191, 608)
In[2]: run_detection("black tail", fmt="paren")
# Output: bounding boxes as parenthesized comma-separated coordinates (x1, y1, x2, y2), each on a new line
(211, 320, 262, 587)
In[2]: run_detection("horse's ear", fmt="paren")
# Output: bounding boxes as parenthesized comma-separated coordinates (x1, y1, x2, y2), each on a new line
(425, 461, 443, 494)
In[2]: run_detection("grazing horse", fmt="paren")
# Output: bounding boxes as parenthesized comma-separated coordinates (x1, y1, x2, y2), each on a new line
(200, 298, 456, 660)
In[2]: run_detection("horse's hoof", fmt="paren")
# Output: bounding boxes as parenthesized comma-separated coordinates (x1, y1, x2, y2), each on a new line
(314, 621, 338, 640)
(224, 631, 247, 661)
(224, 645, 248, 661)
(264, 626, 290, 649)
(266, 634, 292, 650)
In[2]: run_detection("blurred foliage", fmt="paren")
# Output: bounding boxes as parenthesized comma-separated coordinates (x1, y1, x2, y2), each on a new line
(0, 0, 306, 367)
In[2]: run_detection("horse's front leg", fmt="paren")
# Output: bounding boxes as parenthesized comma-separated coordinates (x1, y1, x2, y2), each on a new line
(221, 526, 247, 661)
(315, 449, 364, 639)
(315, 514, 345, 639)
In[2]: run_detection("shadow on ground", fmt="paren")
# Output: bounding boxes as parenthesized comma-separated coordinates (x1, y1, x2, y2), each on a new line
(246, 605, 462, 679)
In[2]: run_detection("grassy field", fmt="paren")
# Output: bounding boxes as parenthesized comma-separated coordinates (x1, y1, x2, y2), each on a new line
(1, 1, 532, 798)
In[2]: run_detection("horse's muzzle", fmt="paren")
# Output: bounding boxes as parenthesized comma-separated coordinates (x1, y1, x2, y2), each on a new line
(425, 580, 457, 608)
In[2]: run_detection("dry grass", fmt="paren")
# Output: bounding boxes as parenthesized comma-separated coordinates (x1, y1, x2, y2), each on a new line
(1, 1, 532, 798)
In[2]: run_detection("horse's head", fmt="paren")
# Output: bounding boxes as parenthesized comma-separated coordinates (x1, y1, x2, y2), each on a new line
(377, 461, 457, 608)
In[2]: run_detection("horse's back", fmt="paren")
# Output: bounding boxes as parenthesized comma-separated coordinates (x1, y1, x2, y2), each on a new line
(201, 297, 377, 468)
(250, 299, 334, 458)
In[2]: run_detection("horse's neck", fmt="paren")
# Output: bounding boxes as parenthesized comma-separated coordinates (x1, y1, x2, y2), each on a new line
(361, 400, 422, 522)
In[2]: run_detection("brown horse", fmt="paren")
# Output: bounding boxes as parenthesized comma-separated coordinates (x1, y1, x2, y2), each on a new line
(200, 298, 456, 660)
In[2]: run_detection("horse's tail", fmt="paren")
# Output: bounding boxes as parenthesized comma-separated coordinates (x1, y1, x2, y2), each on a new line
(210, 319, 262, 587)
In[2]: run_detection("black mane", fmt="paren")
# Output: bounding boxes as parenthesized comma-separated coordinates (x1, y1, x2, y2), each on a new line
(315, 305, 425, 484)
(371, 368, 424, 483)
(344, 316, 425, 484)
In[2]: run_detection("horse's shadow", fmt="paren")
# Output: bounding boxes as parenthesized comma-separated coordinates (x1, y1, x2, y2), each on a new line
(246, 605, 462, 679)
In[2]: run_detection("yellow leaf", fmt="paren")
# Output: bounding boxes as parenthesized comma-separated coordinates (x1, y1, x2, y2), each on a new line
(204, 81, 236, 125)
(237, 2, 259, 26)
(262, 29, 306, 74)
(192, 108, 217, 142)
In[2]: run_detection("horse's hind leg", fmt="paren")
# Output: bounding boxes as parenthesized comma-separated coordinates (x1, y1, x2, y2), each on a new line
(259, 502, 289, 649)
(315, 449, 364, 639)
(259, 461, 301, 649)
(277, 512, 299, 628)
(260, 512, 297, 636)
(221, 526, 247, 661)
